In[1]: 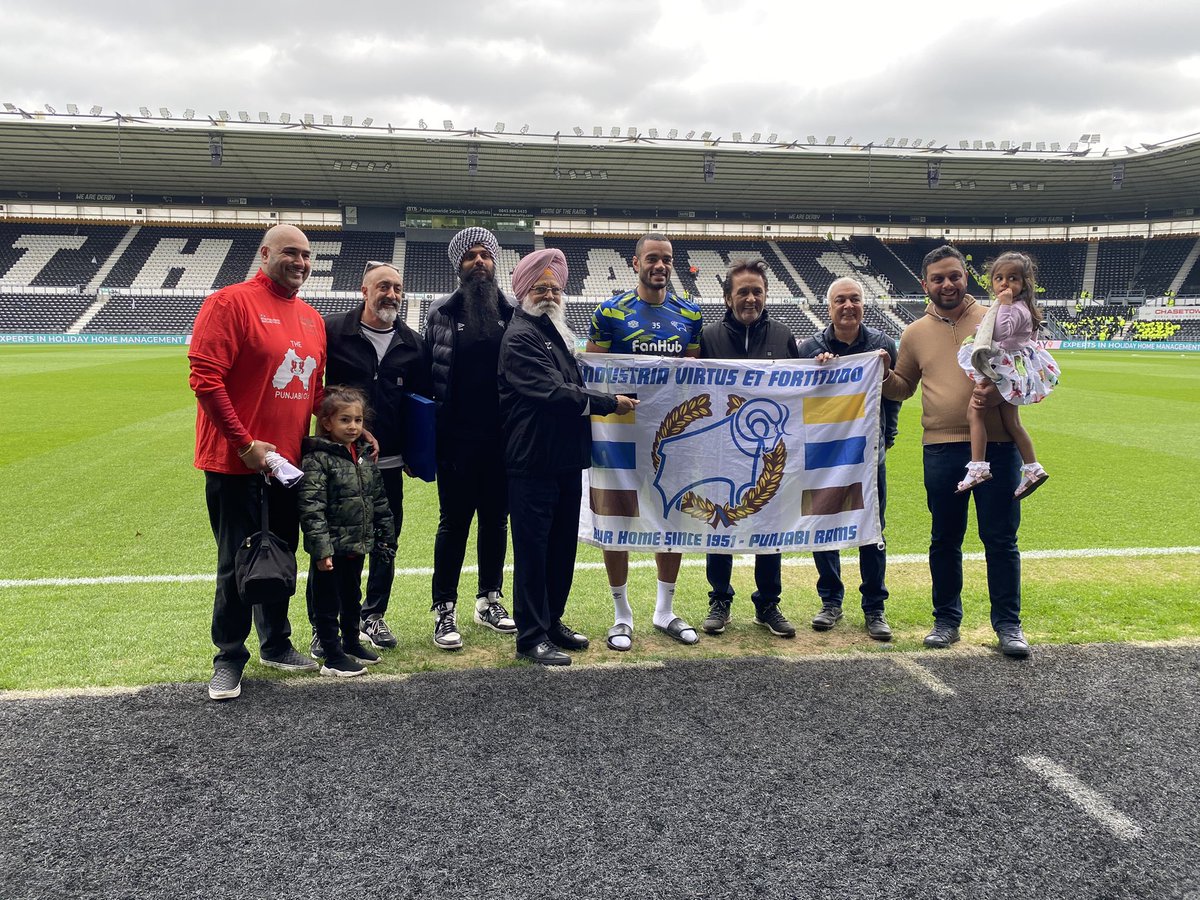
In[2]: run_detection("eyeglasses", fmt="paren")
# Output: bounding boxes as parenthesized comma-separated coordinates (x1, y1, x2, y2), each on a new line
(363, 260, 400, 276)
(529, 285, 563, 297)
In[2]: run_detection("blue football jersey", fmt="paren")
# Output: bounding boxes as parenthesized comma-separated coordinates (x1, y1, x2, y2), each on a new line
(589, 290, 703, 356)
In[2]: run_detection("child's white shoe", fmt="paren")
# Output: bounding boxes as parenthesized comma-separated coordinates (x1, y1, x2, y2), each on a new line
(956, 461, 992, 495)
(1015, 463, 1049, 500)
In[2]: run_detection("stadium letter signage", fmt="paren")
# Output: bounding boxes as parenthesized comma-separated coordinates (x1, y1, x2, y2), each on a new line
(579, 352, 883, 553)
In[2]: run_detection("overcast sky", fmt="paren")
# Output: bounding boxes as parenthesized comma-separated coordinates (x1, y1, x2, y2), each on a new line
(3, 0, 1198, 150)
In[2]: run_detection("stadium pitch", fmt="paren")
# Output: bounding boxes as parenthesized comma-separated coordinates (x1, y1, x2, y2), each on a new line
(0, 346, 1197, 691)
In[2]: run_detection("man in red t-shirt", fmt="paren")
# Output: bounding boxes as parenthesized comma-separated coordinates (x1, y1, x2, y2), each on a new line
(189, 224, 327, 700)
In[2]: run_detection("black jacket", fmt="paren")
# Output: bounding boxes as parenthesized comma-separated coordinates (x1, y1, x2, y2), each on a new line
(700, 307, 800, 361)
(498, 310, 618, 474)
(298, 436, 396, 560)
(797, 323, 901, 454)
(324, 305, 429, 458)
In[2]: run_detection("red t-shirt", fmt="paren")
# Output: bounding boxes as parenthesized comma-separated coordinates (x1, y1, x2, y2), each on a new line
(189, 271, 327, 473)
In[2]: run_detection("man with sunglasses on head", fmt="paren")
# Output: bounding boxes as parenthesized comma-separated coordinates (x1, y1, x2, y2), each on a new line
(313, 260, 429, 654)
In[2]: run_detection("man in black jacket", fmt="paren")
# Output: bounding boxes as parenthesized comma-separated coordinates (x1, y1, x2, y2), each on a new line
(314, 261, 427, 652)
(797, 277, 900, 641)
(699, 258, 800, 639)
(423, 227, 517, 651)
(499, 249, 636, 665)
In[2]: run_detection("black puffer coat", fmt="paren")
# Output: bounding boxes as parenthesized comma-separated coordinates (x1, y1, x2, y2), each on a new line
(298, 436, 395, 560)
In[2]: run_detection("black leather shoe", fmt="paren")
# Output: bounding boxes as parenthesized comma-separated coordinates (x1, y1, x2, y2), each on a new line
(548, 620, 590, 651)
(516, 641, 572, 666)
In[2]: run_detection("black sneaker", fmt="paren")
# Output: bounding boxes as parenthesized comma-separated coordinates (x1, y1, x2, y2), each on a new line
(360, 616, 398, 649)
(433, 602, 463, 651)
(811, 603, 843, 631)
(474, 592, 517, 634)
(997, 626, 1031, 659)
(865, 612, 893, 642)
(754, 604, 796, 638)
(923, 622, 961, 649)
(208, 667, 241, 701)
(702, 596, 732, 635)
(343, 639, 381, 665)
(259, 647, 319, 672)
(320, 652, 366, 678)
(310, 632, 325, 659)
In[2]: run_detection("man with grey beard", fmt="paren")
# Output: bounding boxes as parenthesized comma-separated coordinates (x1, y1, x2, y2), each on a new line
(423, 227, 517, 651)
(316, 261, 428, 653)
(499, 249, 636, 665)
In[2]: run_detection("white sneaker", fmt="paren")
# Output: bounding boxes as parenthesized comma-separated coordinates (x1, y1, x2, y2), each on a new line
(433, 601, 463, 650)
(474, 591, 517, 634)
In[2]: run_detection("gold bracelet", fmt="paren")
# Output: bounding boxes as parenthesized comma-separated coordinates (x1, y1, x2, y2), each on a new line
(237, 440, 256, 458)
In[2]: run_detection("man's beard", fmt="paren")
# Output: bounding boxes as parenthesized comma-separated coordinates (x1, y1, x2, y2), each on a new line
(523, 297, 577, 351)
(461, 272, 500, 330)
(372, 303, 399, 326)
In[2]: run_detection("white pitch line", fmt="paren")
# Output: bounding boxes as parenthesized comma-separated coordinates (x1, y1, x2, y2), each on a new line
(1018, 754, 1144, 841)
(890, 657, 956, 696)
(1, 545, 1197, 590)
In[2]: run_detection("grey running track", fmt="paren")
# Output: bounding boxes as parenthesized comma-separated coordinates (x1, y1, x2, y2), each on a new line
(2, 643, 1198, 900)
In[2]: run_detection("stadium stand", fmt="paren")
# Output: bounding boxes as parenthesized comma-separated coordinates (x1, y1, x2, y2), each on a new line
(99, 227, 260, 290)
(0, 223, 127, 288)
(0, 291, 97, 332)
(1133, 237, 1197, 297)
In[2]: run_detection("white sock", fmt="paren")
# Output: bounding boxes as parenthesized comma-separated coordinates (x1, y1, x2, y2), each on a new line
(610, 584, 633, 650)
(652, 580, 677, 628)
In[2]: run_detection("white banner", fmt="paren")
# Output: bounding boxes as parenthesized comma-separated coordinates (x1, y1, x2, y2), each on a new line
(578, 352, 883, 554)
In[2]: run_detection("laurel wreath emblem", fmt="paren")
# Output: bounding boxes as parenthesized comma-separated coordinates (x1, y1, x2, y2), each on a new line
(652, 393, 787, 529)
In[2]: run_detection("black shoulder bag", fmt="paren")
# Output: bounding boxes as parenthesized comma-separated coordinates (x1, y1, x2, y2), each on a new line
(234, 477, 297, 605)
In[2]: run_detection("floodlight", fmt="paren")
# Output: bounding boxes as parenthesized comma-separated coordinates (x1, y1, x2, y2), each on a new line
(897, 138, 908, 147)
(138, 106, 150, 117)
(520, 124, 529, 134)
(1067, 142, 1078, 151)
(280, 112, 291, 124)
(239, 111, 250, 122)
(218, 110, 230, 121)
(767, 133, 777, 142)
(342, 116, 353, 126)
(362, 117, 373, 127)
(1036, 142, 1045, 151)
(959, 140, 969, 149)
(668, 128, 678, 139)
(611, 127, 620, 137)
(182, 109, 193, 119)
(1000, 140, 1010, 150)
(732, 132, 741, 142)
(649, 128, 658, 138)
(1079, 134, 1089, 142)
(443, 119, 453, 129)
(418, 119, 427, 129)
(826, 135, 835, 145)
(92, 105, 104, 116)
(1050, 142, 1060, 151)
(593, 126, 602, 136)
(573, 126, 583, 136)
(627, 127, 637, 137)
(884, 137, 895, 147)
(985, 141, 995, 149)
(323, 114, 333, 125)
(3, 103, 16, 112)
(973, 140, 982, 149)
(701, 131, 712, 140)
(45, 104, 56, 114)
(259, 112, 270, 122)
(67, 103, 78, 114)
(498, 122, 508, 133)
(160, 107, 171, 118)
(806, 135, 816, 144)
(303, 113, 314, 125)
(751, 132, 760, 142)
(685, 130, 695, 139)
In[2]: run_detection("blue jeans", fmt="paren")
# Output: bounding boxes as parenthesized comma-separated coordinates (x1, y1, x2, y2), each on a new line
(813, 460, 888, 613)
(922, 441, 1022, 631)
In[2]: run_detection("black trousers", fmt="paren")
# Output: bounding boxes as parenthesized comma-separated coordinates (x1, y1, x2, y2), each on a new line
(509, 471, 581, 653)
(204, 473, 298, 670)
(706, 553, 783, 613)
(308, 555, 365, 653)
(361, 465, 404, 619)
(431, 452, 508, 608)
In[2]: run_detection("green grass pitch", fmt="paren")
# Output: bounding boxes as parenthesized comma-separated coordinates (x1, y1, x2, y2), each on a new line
(1, 345, 1197, 690)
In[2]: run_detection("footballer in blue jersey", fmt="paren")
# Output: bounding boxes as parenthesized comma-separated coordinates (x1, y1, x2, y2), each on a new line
(585, 234, 701, 651)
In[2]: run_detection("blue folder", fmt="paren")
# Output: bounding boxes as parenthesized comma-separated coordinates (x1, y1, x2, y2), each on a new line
(402, 393, 437, 482)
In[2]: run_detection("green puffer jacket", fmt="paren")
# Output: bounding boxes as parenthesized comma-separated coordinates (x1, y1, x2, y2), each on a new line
(298, 436, 396, 561)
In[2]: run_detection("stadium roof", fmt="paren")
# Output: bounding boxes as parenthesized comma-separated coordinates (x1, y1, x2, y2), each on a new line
(2, 112, 1199, 223)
